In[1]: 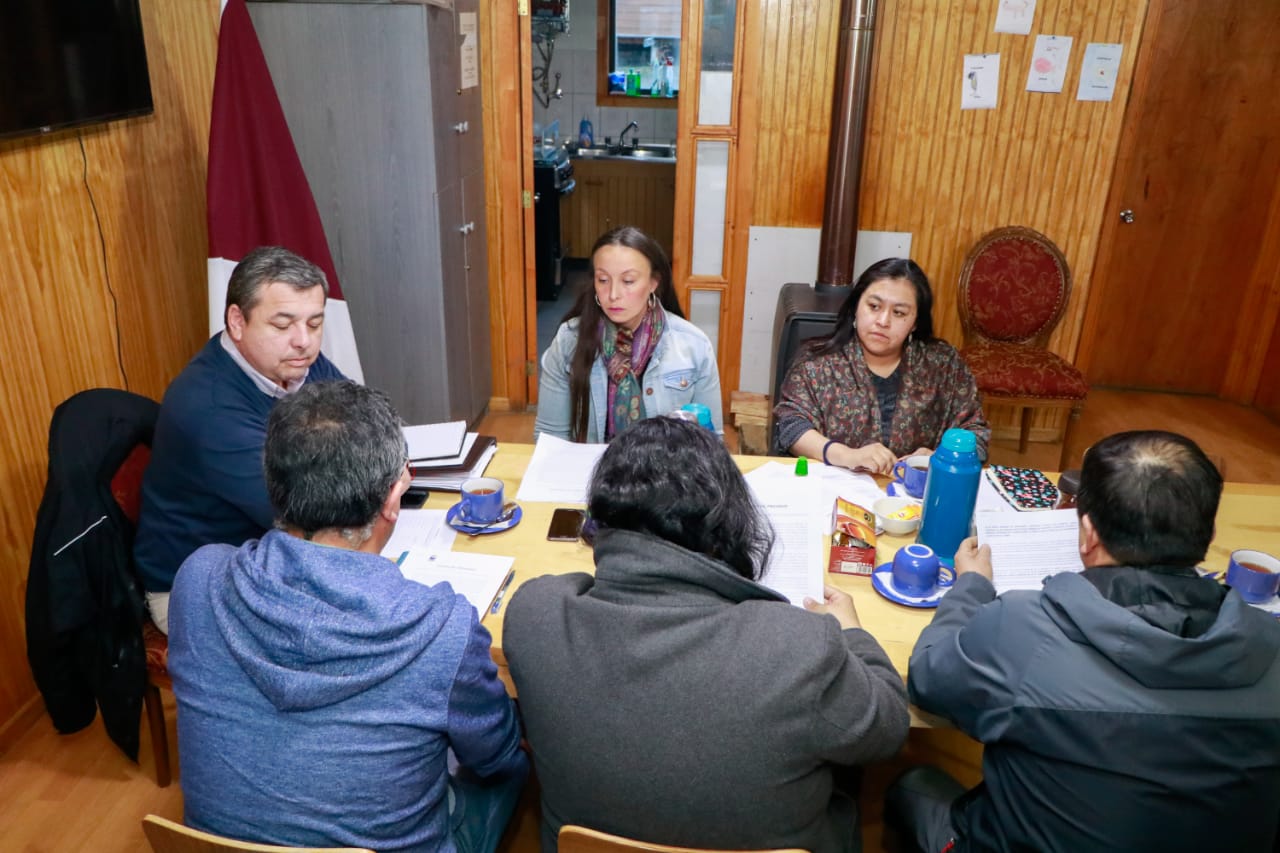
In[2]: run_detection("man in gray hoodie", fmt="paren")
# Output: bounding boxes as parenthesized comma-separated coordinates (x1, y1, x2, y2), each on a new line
(168, 380, 527, 853)
(889, 430, 1280, 852)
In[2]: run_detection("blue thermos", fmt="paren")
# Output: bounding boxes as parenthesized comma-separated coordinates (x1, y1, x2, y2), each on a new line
(917, 429, 982, 562)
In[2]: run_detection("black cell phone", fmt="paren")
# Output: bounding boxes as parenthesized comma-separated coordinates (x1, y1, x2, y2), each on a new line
(547, 507, 585, 542)
(400, 486, 430, 509)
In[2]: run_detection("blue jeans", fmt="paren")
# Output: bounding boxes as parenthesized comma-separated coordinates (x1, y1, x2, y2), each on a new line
(448, 754, 530, 853)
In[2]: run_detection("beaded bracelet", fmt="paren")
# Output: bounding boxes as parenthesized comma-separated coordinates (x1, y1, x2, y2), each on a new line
(822, 439, 840, 466)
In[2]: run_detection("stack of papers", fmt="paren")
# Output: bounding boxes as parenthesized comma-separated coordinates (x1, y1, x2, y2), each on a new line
(410, 434, 497, 491)
(404, 421, 466, 462)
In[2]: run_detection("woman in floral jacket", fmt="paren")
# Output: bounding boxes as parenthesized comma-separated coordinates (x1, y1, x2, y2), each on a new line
(774, 258, 989, 474)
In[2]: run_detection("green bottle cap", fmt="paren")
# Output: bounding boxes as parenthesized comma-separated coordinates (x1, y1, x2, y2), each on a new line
(795, 457, 808, 477)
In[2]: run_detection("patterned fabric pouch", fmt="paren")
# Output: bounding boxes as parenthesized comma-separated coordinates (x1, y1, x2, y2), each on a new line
(985, 464, 1060, 510)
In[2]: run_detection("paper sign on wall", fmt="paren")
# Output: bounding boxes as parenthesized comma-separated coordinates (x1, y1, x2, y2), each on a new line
(994, 0, 1036, 35)
(1026, 34, 1072, 93)
(1077, 42, 1123, 102)
(962, 54, 1000, 110)
(459, 12, 479, 90)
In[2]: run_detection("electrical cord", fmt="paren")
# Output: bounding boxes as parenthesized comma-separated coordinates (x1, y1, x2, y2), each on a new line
(77, 130, 130, 391)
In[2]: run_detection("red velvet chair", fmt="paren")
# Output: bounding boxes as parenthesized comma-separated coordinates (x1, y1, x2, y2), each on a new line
(958, 226, 1088, 468)
(111, 443, 174, 787)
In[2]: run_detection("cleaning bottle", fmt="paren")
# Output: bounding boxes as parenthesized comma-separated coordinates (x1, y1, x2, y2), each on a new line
(917, 429, 982, 562)
(578, 115, 593, 148)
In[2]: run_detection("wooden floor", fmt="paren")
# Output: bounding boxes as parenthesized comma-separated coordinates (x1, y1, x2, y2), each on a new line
(2, 389, 1276, 852)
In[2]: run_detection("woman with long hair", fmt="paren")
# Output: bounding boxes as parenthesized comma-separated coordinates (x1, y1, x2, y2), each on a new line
(534, 226, 723, 442)
(774, 258, 989, 474)
(504, 418, 909, 852)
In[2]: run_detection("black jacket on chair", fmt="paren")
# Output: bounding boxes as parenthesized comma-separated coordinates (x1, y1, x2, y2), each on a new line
(25, 388, 159, 760)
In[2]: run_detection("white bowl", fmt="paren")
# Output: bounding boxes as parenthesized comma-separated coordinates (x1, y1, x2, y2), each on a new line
(873, 496, 922, 536)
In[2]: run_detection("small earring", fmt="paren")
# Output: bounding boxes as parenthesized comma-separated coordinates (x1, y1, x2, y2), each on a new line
(648, 292, 657, 309)
(595, 294, 602, 307)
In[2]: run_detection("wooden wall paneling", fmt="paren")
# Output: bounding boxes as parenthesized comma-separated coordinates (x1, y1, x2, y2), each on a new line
(750, 0, 841, 229)
(0, 0, 217, 735)
(852, 0, 1148, 442)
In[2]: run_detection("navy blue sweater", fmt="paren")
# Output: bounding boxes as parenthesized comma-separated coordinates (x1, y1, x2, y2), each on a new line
(134, 335, 344, 592)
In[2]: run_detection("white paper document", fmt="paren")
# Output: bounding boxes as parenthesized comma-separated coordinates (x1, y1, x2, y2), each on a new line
(748, 477, 823, 606)
(404, 421, 466, 461)
(459, 12, 479, 90)
(994, 0, 1036, 35)
(380, 509, 456, 561)
(975, 509, 1084, 595)
(516, 433, 607, 504)
(962, 54, 1001, 110)
(744, 462, 885, 532)
(1077, 43, 1123, 102)
(398, 549, 514, 615)
(1026, 35, 1073, 93)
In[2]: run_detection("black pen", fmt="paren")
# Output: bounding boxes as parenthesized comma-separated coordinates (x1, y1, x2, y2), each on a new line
(490, 572, 515, 615)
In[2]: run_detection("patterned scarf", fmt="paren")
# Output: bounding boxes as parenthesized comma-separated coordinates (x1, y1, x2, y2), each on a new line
(602, 302, 666, 439)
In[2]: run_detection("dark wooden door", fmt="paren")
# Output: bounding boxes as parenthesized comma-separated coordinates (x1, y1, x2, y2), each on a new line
(1081, 0, 1280, 393)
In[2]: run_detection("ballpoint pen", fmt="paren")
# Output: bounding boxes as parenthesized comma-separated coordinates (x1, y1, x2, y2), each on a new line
(490, 572, 515, 615)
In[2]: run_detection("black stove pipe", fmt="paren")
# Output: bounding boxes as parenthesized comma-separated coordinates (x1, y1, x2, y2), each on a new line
(815, 0, 879, 293)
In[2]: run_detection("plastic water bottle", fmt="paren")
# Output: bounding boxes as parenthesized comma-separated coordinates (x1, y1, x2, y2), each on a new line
(917, 429, 982, 562)
(679, 403, 714, 430)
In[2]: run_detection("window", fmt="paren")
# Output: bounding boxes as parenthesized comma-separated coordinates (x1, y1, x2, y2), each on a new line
(598, 0, 681, 102)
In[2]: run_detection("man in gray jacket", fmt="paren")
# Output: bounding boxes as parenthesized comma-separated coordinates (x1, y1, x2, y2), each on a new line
(888, 430, 1280, 852)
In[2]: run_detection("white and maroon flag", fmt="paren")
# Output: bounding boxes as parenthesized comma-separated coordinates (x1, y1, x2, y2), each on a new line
(206, 0, 363, 381)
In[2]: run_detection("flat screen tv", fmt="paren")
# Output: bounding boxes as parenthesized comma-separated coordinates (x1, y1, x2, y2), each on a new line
(0, 0, 155, 141)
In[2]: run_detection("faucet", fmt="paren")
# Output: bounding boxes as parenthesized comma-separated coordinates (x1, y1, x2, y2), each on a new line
(618, 121, 639, 148)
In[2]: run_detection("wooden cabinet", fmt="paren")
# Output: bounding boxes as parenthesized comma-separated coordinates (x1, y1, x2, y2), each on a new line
(563, 159, 676, 260)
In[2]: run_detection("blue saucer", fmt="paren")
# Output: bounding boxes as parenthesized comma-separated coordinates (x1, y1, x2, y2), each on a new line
(871, 563, 955, 608)
(446, 502, 522, 535)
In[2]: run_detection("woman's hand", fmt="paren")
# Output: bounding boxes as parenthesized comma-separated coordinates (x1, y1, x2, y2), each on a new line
(804, 585, 861, 630)
(829, 442, 896, 475)
(905, 447, 933, 460)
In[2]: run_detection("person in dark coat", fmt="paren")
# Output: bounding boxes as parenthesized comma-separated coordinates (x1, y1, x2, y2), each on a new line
(26, 388, 158, 761)
(890, 430, 1280, 853)
(505, 417, 910, 853)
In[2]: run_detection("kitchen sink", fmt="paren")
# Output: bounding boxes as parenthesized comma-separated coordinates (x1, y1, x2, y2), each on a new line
(570, 143, 676, 162)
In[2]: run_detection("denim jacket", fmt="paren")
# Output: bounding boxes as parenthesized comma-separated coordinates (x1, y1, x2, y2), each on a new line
(534, 314, 724, 442)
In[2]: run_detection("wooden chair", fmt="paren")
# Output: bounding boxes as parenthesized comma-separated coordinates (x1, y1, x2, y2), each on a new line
(957, 226, 1089, 469)
(109, 443, 175, 787)
(141, 815, 374, 853)
(558, 825, 808, 853)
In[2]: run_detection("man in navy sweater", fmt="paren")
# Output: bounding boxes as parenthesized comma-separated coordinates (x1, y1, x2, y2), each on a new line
(134, 246, 345, 632)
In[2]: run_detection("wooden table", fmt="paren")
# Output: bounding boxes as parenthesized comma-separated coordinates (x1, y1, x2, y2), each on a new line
(430, 443, 1280, 720)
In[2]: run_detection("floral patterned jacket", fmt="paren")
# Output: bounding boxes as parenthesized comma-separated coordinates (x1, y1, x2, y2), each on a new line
(774, 337, 990, 460)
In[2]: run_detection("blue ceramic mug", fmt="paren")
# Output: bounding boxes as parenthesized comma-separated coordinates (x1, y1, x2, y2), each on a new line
(460, 477, 504, 524)
(891, 543, 952, 596)
(891, 455, 930, 499)
(1226, 549, 1280, 604)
